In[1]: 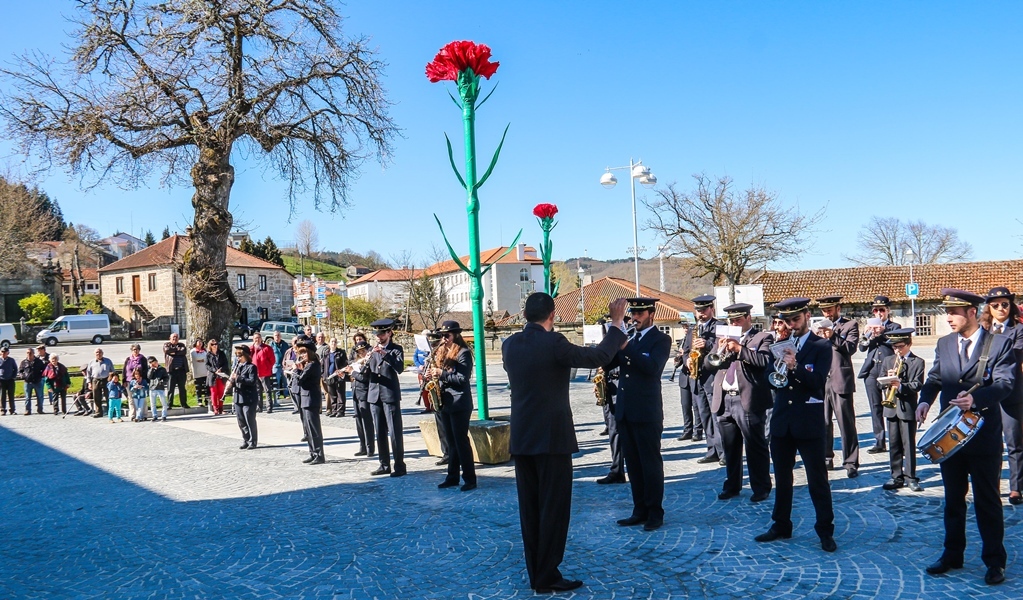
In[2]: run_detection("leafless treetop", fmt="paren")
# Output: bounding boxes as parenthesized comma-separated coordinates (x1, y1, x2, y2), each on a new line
(846, 216, 973, 266)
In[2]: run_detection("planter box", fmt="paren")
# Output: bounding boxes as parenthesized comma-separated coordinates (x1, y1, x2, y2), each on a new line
(419, 417, 511, 465)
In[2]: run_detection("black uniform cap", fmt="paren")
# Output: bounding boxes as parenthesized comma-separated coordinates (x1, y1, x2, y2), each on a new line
(986, 287, 1015, 302)
(371, 318, 396, 334)
(887, 327, 915, 343)
(939, 288, 984, 308)
(872, 295, 891, 307)
(691, 295, 716, 309)
(625, 298, 658, 312)
(773, 297, 812, 317)
(815, 295, 843, 308)
(723, 303, 753, 318)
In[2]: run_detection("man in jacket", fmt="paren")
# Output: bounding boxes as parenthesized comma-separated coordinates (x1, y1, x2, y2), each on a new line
(917, 289, 1015, 586)
(0, 347, 18, 415)
(816, 295, 860, 477)
(683, 295, 724, 463)
(164, 333, 189, 409)
(704, 303, 774, 503)
(250, 332, 277, 413)
(878, 328, 925, 492)
(325, 337, 348, 417)
(367, 318, 406, 477)
(19, 348, 47, 415)
(503, 293, 627, 595)
(755, 297, 836, 553)
(858, 311, 895, 454)
(85, 348, 115, 418)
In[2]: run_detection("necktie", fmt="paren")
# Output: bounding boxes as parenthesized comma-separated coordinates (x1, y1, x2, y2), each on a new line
(959, 338, 971, 369)
(725, 359, 738, 385)
(995, 323, 1004, 334)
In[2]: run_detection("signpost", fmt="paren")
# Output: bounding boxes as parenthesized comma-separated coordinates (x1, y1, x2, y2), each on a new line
(906, 281, 919, 327)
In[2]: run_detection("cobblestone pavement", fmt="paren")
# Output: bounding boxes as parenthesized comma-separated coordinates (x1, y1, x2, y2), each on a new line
(1, 348, 1020, 599)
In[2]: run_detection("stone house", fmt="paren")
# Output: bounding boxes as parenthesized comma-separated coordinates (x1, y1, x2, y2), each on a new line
(98, 235, 294, 338)
(0, 256, 63, 322)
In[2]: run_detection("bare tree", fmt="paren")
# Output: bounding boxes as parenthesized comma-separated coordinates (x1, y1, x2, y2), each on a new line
(846, 216, 973, 266)
(0, 177, 62, 276)
(0, 0, 396, 343)
(295, 220, 320, 258)
(644, 174, 824, 301)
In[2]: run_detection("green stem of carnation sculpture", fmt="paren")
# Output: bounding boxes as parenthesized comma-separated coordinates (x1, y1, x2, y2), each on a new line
(427, 41, 520, 421)
(533, 203, 559, 296)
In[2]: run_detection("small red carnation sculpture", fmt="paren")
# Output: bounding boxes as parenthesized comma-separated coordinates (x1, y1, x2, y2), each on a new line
(532, 203, 559, 220)
(426, 41, 500, 83)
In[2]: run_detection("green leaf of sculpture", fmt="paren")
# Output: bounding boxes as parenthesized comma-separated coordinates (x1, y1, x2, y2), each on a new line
(475, 123, 510, 190)
(445, 133, 467, 190)
(481, 229, 523, 277)
(475, 81, 500, 110)
(434, 214, 472, 275)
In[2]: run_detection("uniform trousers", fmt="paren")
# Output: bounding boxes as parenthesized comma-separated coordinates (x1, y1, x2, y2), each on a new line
(887, 417, 917, 481)
(235, 403, 257, 446)
(864, 377, 886, 447)
(601, 401, 623, 477)
(769, 432, 834, 538)
(435, 410, 450, 459)
(677, 381, 697, 436)
(718, 394, 771, 495)
(514, 453, 573, 590)
(824, 389, 859, 468)
(1002, 402, 1023, 493)
(617, 419, 664, 519)
(302, 407, 324, 459)
(440, 409, 476, 484)
(354, 399, 375, 454)
(939, 451, 1006, 568)
(694, 380, 722, 457)
(370, 401, 405, 471)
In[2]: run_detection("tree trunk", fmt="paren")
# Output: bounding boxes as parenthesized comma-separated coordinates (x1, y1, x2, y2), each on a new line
(183, 148, 239, 346)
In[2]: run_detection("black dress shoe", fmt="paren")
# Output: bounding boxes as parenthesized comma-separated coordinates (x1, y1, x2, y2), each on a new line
(925, 557, 963, 575)
(598, 427, 609, 436)
(354, 450, 368, 456)
(370, 466, 391, 476)
(1009, 493, 1023, 505)
(846, 467, 859, 479)
(302, 456, 316, 464)
(677, 431, 693, 441)
(820, 536, 837, 552)
(696, 455, 719, 464)
(643, 516, 663, 531)
(596, 474, 626, 484)
(882, 478, 905, 490)
(390, 469, 406, 478)
(438, 480, 459, 489)
(692, 434, 704, 442)
(240, 443, 250, 450)
(866, 445, 887, 454)
(750, 491, 771, 503)
(460, 482, 477, 491)
(754, 528, 792, 542)
(718, 458, 727, 466)
(908, 479, 923, 492)
(535, 579, 584, 594)
(291, 409, 300, 414)
(718, 490, 739, 500)
(616, 515, 646, 526)
(301, 436, 308, 442)
(309, 457, 325, 465)
(985, 566, 1006, 585)
(247, 444, 257, 450)
(436, 458, 449, 466)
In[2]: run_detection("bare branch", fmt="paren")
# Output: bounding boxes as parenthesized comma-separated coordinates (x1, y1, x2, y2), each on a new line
(846, 216, 973, 265)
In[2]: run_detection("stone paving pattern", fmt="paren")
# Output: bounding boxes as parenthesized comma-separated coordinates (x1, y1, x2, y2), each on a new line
(0, 346, 1020, 599)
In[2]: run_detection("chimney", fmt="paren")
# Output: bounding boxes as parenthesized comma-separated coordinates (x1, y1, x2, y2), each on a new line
(184, 227, 192, 237)
(516, 243, 525, 261)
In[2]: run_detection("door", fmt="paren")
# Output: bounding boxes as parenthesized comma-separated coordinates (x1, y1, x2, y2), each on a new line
(132, 276, 141, 301)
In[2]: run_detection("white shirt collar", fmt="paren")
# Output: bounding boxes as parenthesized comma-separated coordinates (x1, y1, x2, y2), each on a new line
(794, 330, 811, 350)
(635, 324, 655, 340)
(958, 327, 983, 358)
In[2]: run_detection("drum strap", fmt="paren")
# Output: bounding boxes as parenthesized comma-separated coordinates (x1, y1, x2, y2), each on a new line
(970, 331, 996, 387)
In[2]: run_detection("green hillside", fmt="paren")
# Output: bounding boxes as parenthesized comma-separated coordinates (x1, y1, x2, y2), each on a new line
(281, 255, 349, 281)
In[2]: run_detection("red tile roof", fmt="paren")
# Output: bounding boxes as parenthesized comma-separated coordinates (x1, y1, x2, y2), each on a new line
(61, 268, 98, 281)
(347, 268, 422, 285)
(97, 235, 289, 273)
(424, 246, 543, 276)
(753, 259, 1023, 304)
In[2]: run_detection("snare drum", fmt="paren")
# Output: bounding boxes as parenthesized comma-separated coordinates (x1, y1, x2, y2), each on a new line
(917, 406, 984, 464)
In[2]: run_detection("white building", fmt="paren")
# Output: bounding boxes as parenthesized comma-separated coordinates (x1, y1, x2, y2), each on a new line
(98, 232, 147, 260)
(345, 268, 420, 313)
(425, 244, 545, 313)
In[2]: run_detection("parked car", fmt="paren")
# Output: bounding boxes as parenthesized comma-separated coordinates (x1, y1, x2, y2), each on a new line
(0, 323, 17, 349)
(232, 321, 253, 340)
(36, 314, 111, 346)
(259, 321, 301, 343)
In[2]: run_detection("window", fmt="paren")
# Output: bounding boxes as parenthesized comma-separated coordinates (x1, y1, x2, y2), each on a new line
(259, 274, 267, 291)
(147, 273, 157, 291)
(237, 274, 246, 290)
(915, 314, 932, 336)
(519, 268, 529, 282)
(116, 277, 124, 295)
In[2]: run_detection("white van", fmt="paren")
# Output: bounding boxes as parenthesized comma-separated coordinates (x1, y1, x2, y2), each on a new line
(36, 314, 111, 346)
(0, 323, 16, 349)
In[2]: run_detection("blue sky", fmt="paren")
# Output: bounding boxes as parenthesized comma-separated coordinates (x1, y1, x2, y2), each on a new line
(1, 1, 1021, 277)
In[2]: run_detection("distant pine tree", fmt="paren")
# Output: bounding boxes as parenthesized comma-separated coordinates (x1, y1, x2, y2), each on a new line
(161, 226, 171, 240)
(260, 236, 285, 267)
(144, 230, 156, 245)
(238, 237, 259, 256)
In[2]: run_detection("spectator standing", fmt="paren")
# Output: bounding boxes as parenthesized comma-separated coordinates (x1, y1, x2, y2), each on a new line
(19, 348, 46, 415)
(107, 373, 125, 422)
(42, 354, 71, 415)
(250, 333, 276, 413)
(269, 331, 289, 401)
(146, 357, 170, 422)
(128, 369, 149, 422)
(0, 348, 18, 415)
(122, 344, 149, 421)
(164, 333, 190, 409)
(326, 337, 348, 417)
(205, 339, 230, 415)
(189, 339, 210, 407)
(85, 349, 115, 418)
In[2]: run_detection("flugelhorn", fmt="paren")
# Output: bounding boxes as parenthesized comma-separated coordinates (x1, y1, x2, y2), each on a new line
(882, 354, 905, 409)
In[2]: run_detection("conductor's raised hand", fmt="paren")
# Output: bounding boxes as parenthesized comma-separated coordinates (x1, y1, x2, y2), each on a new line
(608, 298, 628, 326)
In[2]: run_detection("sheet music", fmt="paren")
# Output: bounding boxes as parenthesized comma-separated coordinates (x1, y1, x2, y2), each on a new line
(769, 339, 796, 360)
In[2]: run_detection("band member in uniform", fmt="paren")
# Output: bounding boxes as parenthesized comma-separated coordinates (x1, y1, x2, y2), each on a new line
(367, 318, 406, 477)
(704, 303, 773, 503)
(981, 286, 1023, 505)
(344, 341, 375, 457)
(611, 298, 672, 531)
(816, 295, 860, 477)
(917, 289, 1014, 585)
(503, 294, 628, 594)
(859, 319, 894, 454)
(673, 319, 699, 442)
(755, 297, 836, 553)
(686, 295, 724, 463)
(431, 321, 478, 491)
(231, 345, 259, 450)
(295, 340, 325, 465)
(878, 328, 924, 491)
(595, 318, 626, 485)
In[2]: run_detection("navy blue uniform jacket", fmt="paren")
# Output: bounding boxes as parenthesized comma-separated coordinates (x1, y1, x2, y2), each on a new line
(611, 327, 672, 423)
(768, 332, 833, 440)
(439, 346, 474, 413)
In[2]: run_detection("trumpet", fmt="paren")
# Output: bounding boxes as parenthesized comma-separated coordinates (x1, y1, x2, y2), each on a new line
(768, 339, 796, 389)
(708, 340, 735, 368)
(882, 354, 905, 409)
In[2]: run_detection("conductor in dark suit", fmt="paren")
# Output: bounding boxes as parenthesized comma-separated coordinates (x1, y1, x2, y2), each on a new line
(295, 340, 325, 465)
(877, 328, 924, 492)
(817, 295, 860, 477)
(755, 297, 836, 553)
(917, 289, 1014, 586)
(859, 295, 900, 453)
(610, 298, 672, 531)
(503, 294, 628, 595)
(981, 286, 1023, 506)
(703, 303, 774, 503)
(367, 318, 406, 478)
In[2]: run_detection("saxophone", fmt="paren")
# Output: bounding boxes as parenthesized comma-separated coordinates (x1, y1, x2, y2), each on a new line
(422, 352, 443, 412)
(593, 368, 607, 406)
(882, 354, 904, 409)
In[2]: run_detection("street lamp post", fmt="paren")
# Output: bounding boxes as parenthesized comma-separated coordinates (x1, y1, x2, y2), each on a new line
(578, 259, 586, 323)
(339, 280, 348, 351)
(600, 159, 657, 295)
(905, 248, 916, 327)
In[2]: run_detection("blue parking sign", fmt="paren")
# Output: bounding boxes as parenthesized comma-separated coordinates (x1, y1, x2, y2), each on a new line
(906, 282, 919, 298)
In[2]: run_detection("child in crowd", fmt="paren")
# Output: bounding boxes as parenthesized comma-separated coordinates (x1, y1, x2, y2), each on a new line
(107, 373, 125, 422)
(129, 369, 149, 422)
